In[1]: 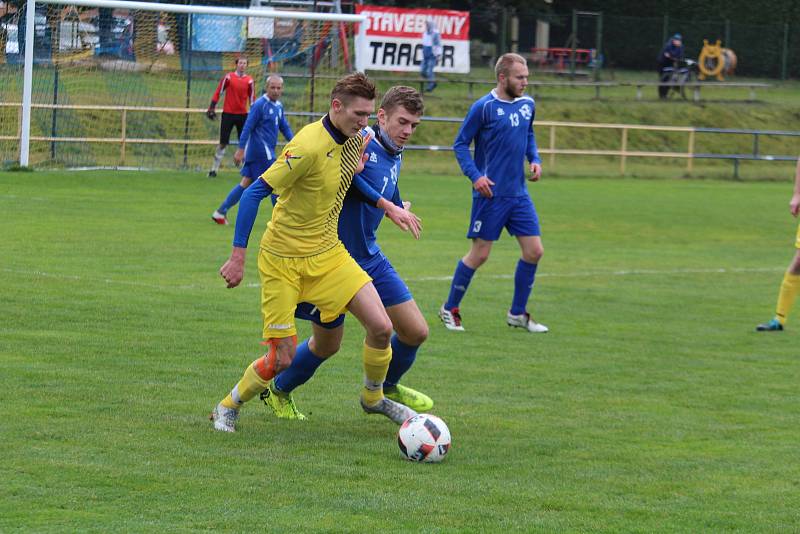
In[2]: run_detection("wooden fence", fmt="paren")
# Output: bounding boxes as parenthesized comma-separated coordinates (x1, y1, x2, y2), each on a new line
(1, 102, 796, 176)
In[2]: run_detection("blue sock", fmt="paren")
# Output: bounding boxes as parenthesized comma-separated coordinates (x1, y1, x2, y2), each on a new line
(218, 184, 245, 215)
(273, 339, 325, 394)
(384, 334, 419, 388)
(445, 260, 476, 310)
(510, 259, 538, 316)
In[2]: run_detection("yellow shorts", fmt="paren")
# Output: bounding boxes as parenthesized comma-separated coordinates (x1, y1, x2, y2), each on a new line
(258, 243, 372, 339)
(795, 224, 800, 248)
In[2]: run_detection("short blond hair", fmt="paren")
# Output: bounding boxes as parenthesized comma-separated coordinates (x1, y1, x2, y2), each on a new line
(494, 53, 527, 79)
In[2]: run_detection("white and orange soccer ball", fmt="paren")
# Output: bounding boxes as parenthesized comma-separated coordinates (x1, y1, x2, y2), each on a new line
(397, 414, 451, 463)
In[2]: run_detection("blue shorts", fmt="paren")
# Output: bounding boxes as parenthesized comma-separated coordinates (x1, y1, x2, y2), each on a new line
(241, 158, 275, 181)
(294, 302, 346, 329)
(467, 195, 540, 241)
(296, 254, 412, 328)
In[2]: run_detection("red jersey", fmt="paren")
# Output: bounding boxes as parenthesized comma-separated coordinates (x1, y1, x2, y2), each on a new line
(211, 72, 255, 114)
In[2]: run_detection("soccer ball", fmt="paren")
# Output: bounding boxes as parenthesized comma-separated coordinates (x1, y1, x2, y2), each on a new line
(397, 414, 451, 463)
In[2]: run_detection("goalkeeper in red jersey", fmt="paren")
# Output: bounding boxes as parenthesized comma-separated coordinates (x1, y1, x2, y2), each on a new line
(207, 56, 255, 177)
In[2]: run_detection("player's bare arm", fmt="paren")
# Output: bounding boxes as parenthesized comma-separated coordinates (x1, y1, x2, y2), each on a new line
(790, 193, 800, 217)
(376, 197, 422, 239)
(473, 175, 495, 198)
(355, 132, 374, 174)
(529, 163, 542, 182)
(220, 247, 246, 288)
(790, 157, 800, 217)
(233, 148, 245, 166)
(218, 176, 274, 288)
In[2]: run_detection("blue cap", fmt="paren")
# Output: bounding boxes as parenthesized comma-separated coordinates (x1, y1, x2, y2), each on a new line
(672, 33, 682, 40)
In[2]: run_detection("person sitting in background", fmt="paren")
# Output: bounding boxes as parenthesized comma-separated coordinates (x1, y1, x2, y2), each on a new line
(657, 33, 684, 99)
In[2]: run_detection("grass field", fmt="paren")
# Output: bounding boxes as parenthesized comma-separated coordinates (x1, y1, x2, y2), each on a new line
(2, 167, 800, 531)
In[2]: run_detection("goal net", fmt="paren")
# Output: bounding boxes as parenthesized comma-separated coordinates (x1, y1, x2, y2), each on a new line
(1, 0, 361, 170)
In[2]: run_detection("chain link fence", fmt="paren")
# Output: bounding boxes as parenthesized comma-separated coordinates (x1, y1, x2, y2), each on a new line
(467, 6, 799, 80)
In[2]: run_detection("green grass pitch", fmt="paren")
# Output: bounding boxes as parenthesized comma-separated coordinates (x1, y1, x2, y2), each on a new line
(1, 167, 799, 531)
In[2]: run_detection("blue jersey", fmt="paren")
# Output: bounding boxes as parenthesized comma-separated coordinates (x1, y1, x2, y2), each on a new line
(238, 95, 293, 162)
(453, 89, 540, 198)
(339, 136, 403, 265)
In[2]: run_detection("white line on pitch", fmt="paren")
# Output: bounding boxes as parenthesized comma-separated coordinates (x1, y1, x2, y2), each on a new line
(3, 266, 784, 291)
(404, 266, 785, 282)
(1, 268, 201, 290)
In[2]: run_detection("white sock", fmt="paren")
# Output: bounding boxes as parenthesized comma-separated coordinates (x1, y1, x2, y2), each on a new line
(211, 147, 226, 171)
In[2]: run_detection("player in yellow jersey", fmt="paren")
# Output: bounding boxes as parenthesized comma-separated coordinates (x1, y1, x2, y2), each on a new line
(211, 73, 417, 432)
(757, 156, 800, 332)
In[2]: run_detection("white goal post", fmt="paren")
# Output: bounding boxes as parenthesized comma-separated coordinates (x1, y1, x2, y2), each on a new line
(17, 0, 365, 167)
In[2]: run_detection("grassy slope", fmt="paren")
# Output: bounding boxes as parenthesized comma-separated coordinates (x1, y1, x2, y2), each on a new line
(1, 170, 799, 531)
(1, 64, 798, 174)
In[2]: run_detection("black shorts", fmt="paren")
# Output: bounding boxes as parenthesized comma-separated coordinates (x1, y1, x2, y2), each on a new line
(219, 112, 247, 145)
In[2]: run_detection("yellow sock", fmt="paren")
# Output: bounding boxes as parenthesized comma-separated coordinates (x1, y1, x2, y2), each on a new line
(361, 343, 392, 406)
(775, 273, 800, 325)
(220, 359, 272, 409)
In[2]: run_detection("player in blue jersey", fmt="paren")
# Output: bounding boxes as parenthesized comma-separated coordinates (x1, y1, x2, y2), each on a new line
(260, 86, 433, 418)
(211, 75, 293, 225)
(214, 81, 423, 428)
(439, 53, 549, 334)
(220, 87, 429, 421)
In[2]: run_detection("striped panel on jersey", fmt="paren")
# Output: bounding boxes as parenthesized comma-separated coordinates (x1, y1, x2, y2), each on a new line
(321, 136, 362, 250)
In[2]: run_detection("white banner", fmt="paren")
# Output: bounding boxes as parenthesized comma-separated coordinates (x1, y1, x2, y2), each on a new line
(355, 6, 470, 74)
(247, 8, 275, 39)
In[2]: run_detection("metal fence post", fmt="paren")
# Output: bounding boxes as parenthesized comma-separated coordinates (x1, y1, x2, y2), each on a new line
(724, 19, 730, 47)
(570, 10, 577, 78)
(121, 108, 127, 166)
(781, 23, 789, 80)
(182, 11, 193, 169)
(549, 124, 556, 169)
(498, 8, 508, 60)
(595, 12, 603, 82)
(510, 14, 519, 53)
(51, 60, 60, 161)
(687, 130, 695, 174)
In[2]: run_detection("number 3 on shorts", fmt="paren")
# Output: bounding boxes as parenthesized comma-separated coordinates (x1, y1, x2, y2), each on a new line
(472, 220, 482, 233)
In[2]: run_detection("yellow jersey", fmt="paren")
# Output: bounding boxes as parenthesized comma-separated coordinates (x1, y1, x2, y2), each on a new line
(259, 116, 363, 257)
